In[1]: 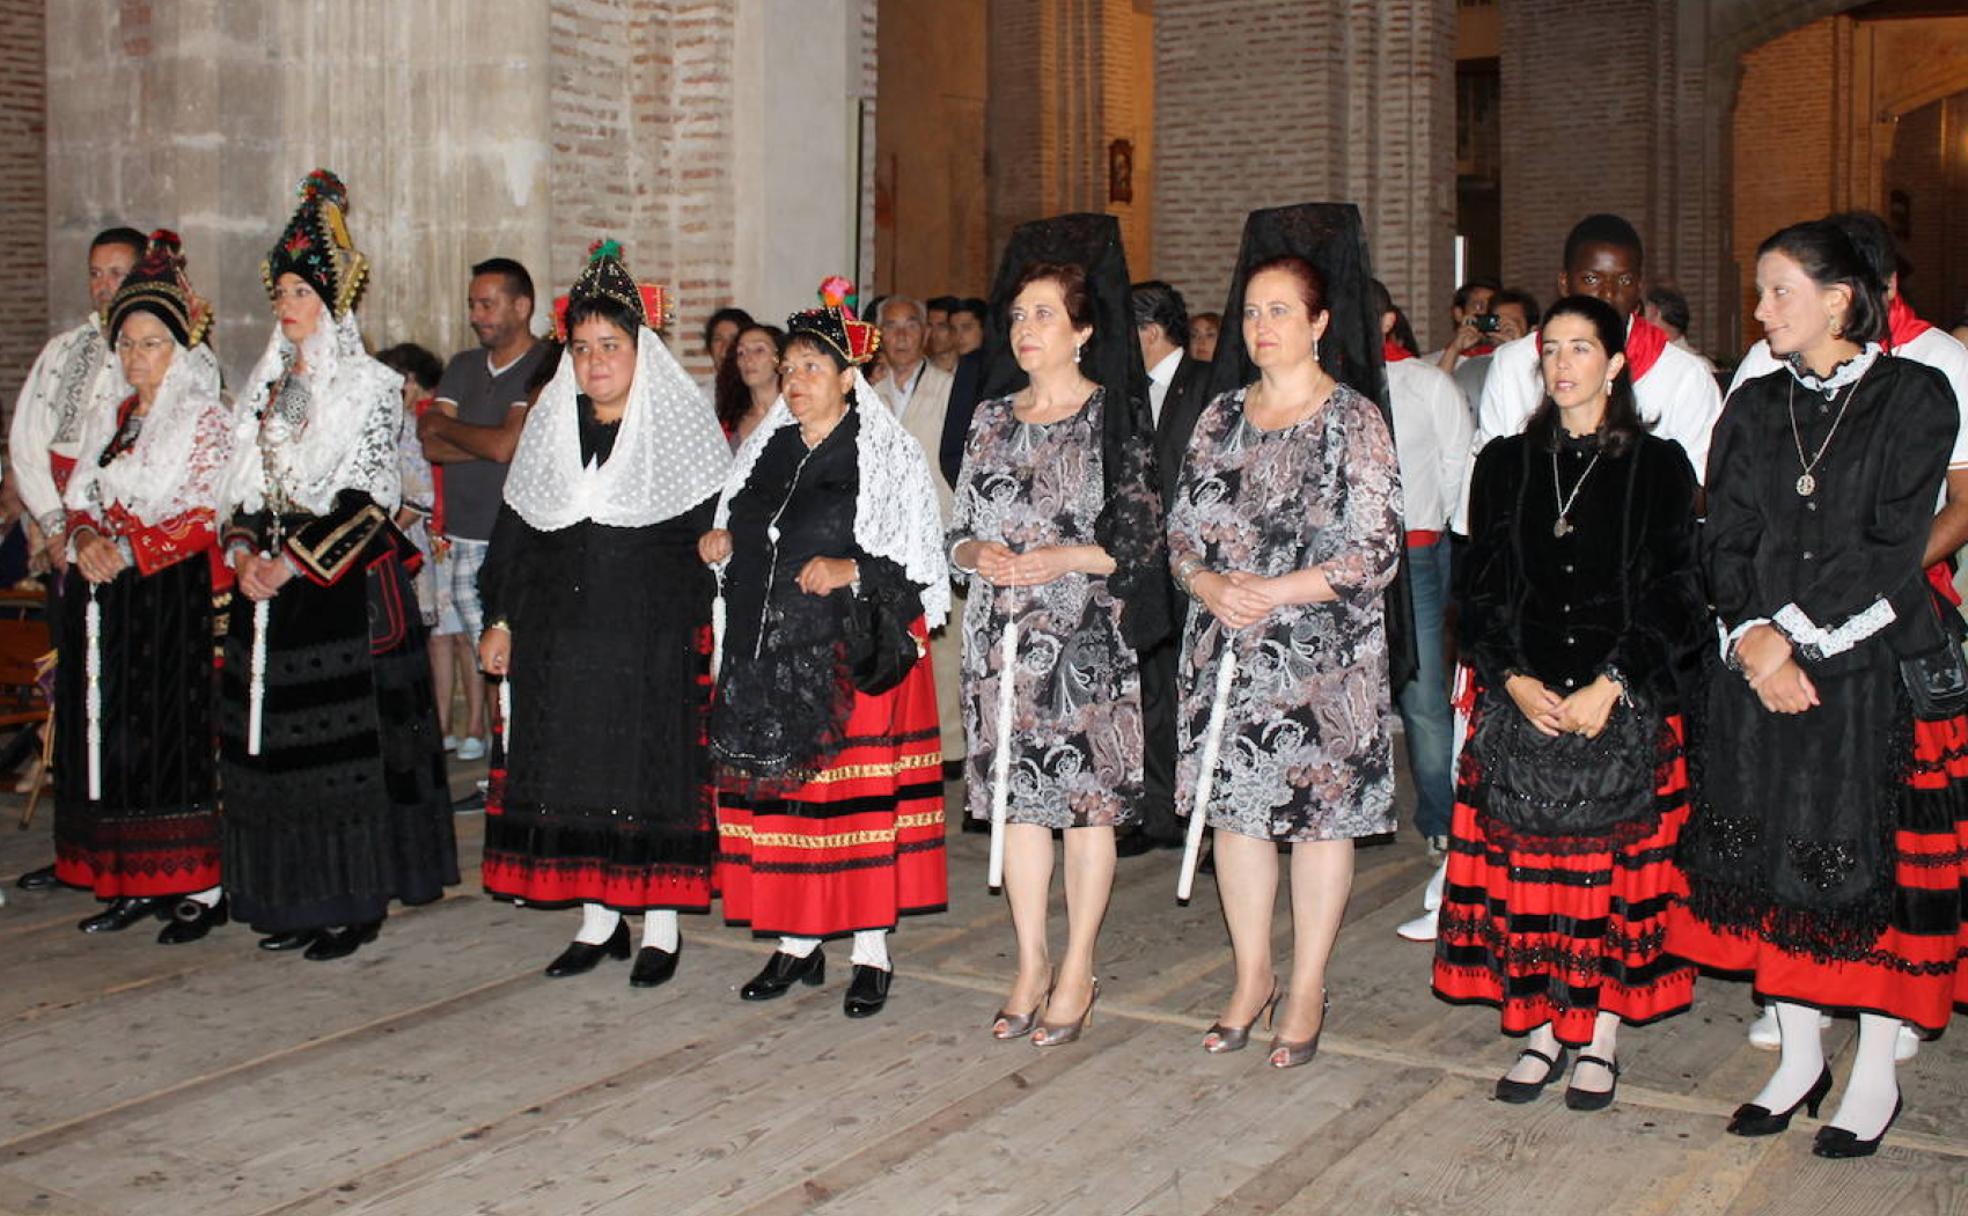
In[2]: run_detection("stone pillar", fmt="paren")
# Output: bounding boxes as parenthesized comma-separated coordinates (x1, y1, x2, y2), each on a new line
(46, 0, 554, 385)
(0, 0, 46, 419)
(1152, 0, 1455, 347)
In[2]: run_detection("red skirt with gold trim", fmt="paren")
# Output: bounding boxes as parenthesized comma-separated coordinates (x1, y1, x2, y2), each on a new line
(715, 621, 947, 938)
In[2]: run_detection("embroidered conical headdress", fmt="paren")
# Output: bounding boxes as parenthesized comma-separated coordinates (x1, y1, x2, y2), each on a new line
(262, 169, 369, 318)
(108, 229, 212, 347)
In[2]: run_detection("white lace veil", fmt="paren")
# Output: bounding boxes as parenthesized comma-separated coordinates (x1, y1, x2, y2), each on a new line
(503, 325, 730, 530)
(65, 342, 231, 525)
(218, 310, 405, 518)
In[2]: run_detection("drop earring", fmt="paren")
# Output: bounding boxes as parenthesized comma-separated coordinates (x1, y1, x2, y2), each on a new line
(1073, 345, 1083, 364)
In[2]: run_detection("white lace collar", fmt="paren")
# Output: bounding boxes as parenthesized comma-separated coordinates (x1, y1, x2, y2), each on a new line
(65, 342, 230, 525)
(503, 326, 730, 531)
(1785, 342, 1881, 396)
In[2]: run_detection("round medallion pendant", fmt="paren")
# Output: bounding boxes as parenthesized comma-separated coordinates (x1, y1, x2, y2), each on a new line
(1796, 473, 1817, 497)
(1553, 517, 1573, 539)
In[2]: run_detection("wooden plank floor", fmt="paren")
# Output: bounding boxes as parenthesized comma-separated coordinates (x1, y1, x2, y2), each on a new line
(4, 753, 1968, 1216)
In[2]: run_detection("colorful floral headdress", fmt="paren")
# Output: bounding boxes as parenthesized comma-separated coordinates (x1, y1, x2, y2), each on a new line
(261, 169, 369, 319)
(109, 229, 213, 347)
(552, 238, 668, 340)
(787, 278, 879, 366)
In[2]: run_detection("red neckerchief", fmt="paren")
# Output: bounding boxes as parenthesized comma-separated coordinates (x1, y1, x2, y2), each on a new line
(1888, 296, 1933, 352)
(1382, 337, 1413, 364)
(1465, 341, 1496, 360)
(1623, 313, 1669, 383)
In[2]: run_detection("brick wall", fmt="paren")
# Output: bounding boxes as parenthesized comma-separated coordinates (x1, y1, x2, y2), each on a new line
(1152, 0, 1454, 348)
(1731, 19, 1838, 338)
(0, 0, 45, 426)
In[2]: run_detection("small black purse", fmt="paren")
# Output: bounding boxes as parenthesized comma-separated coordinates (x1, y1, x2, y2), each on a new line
(841, 587, 922, 695)
(1900, 589, 1968, 720)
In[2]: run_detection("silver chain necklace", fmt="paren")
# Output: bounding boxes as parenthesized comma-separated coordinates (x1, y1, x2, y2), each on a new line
(1551, 446, 1602, 538)
(1787, 373, 1861, 497)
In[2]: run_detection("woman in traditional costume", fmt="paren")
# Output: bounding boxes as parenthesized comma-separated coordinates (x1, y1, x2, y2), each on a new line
(702, 302, 948, 1019)
(216, 170, 456, 962)
(947, 214, 1167, 1044)
(1673, 219, 1968, 1157)
(56, 230, 232, 943)
(1432, 294, 1704, 1111)
(477, 241, 729, 986)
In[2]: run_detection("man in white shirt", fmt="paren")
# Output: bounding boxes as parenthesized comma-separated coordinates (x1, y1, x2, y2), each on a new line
(1465, 214, 1722, 524)
(875, 295, 961, 765)
(9, 225, 145, 892)
(1728, 209, 1968, 1064)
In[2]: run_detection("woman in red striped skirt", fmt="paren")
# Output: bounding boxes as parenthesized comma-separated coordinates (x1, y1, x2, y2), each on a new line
(1434, 295, 1706, 1111)
(1672, 220, 1968, 1157)
(700, 302, 949, 1019)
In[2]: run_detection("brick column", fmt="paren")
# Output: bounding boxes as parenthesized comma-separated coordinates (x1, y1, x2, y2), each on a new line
(0, 0, 45, 427)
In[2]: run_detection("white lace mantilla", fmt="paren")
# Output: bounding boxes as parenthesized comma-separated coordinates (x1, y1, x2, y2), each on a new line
(713, 368, 950, 630)
(64, 343, 232, 526)
(219, 311, 404, 517)
(503, 325, 730, 531)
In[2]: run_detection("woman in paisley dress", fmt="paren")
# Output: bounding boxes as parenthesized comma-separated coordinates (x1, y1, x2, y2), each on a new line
(948, 246, 1165, 1046)
(1168, 252, 1402, 1068)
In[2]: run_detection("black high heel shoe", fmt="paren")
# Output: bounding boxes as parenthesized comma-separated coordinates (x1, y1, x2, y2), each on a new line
(304, 919, 382, 961)
(1726, 1065, 1832, 1136)
(78, 896, 163, 934)
(157, 895, 229, 944)
(629, 945, 680, 988)
(1494, 1046, 1569, 1103)
(1812, 1093, 1903, 1159)
(258, 929, 317, 952)
(543, 920, 631, 977)
(843, 965, 892, 1018)
(740, 948, 826, 1000)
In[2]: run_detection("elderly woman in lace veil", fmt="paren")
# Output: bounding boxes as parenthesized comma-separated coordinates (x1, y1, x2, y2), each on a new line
(475, 241, 730, 987)
(215, 170, 456, 963)
(52, 231, 233, 944)
(700, 300, 949, 1020)
(946, 213, 1168, 1046)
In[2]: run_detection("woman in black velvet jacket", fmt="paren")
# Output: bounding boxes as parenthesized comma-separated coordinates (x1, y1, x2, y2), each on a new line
(1433, 295, 1705, 1113)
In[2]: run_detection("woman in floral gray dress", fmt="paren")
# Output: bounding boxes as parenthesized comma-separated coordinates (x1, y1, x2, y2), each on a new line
(1168, 253, 1401, 1068)
(949, 245, 1166, 1049)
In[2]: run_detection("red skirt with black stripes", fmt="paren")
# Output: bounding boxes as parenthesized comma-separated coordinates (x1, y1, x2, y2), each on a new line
(714, 619, 948, 939)
(1668, 714, 1968, 1034)
(1433, 711, 1696, 1044)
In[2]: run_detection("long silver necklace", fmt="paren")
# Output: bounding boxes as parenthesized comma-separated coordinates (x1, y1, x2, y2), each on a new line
(1551, 446, 1602, 538)
(1787, 373, 1860, 498)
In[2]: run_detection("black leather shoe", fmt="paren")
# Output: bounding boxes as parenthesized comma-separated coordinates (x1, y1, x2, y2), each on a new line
(629, 945, 680, 988)
(15, 863, 58, 891)
(304, 920, 382, 961)
(1812, 1094, 1903, 1159)
(156, 896, 229, 944)
(843, 964, 892, 1017)
(1494, 1047, 1568, 1103)
(258, 929, 318, 952)
(544, 920, 631, 978)
(1727, 1066, 1832, 1136)
(740, 948, 826, 1000)
(78, 896, 163, 934)
(1563, 1053, 1621, 1111)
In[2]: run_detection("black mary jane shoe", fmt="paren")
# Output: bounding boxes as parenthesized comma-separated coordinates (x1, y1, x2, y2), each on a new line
(15, 863, 59, 891)
(1563, 1054, 1621, 1112)
(740, 948, 826, 1000)
(629, 945, 680, 988)
(1811, 1095, 1904, 1159)
(1726, 1066, 1832, 1137)
(258, 929, 318, 953)
(1494, 1046, 1569, 1104)
(156, 896, 229, 945)
(543, 920, 632, 978)
(78, 896, 164, 934)
(843, 965, 892, 1018)
(303, 920, 383, 962)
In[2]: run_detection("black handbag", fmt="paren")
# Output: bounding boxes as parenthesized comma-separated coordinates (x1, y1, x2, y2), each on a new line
(1900, 589, 1968, 721)
(841, 588, 922, 696)
(1468, 689, 1659, 838)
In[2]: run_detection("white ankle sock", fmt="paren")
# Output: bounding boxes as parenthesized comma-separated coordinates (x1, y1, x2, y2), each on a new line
(1749, 1000, 1826, 1110)
(779, 934, 821, 959)
(575, 903, 622, 945)
(186, 886, 222, 907)
(641, 909, 679, 953)
(850, 929, 890, 971)
(1828, 1014, 1903, 1137)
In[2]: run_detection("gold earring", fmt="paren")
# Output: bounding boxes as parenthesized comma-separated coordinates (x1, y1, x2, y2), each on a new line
(1828, 314, 1844, 339)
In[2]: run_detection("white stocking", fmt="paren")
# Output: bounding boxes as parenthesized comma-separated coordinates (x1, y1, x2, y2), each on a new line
(778, 934, 822, 958)
(1749, 1000, 1826, 1111)
(641, 909, 679, 953)
(1827, 1013, 1903, 1137)
(575, 903, 622, 945)
(850, 928, 891, 971)
(185, 886, 222, 907)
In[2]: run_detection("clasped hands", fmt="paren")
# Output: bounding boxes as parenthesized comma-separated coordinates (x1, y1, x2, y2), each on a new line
(958, 540, 1092, 588)
(1733, 623, 1819, 715)
(1505, 672, 1625, 739)
(233, 550, 295, 602)
(71, 532, 128, 586)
